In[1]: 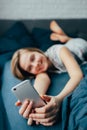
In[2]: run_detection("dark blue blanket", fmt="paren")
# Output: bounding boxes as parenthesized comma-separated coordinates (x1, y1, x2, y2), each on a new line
(62, 63, 87, 130)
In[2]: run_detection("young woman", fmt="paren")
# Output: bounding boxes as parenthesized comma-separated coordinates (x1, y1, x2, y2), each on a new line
(11, 21, 87, 126)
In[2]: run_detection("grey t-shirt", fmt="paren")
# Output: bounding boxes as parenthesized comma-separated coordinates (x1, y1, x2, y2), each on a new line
(45, 38, 87, 73)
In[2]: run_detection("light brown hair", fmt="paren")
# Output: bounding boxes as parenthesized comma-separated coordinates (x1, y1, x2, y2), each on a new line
(11, 47, 45, 80)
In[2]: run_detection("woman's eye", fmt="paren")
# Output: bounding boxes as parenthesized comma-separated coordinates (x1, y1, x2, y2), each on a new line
(30, 55, 35, 62)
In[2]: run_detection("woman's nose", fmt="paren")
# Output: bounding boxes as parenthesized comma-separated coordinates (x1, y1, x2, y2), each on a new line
(32, 62, 39, 68)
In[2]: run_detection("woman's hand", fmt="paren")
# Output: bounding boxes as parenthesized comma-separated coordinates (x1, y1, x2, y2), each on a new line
(15, 100, 34, 125)
(29, 95, 62, 126)
(15, 100, 33, 118)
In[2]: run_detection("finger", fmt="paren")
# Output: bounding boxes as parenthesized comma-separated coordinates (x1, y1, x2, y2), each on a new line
(41, 95, 51, 102)
(15, 100, 22, 106)
(35, 101, 55, 113)
(29, 108, 57, 119)
(33, 115, 56, 124)
(19, 100, 29, 115)
(40, 120, 56, 126)
(23, 101, 33, 118)
(27, 118, 33, 125)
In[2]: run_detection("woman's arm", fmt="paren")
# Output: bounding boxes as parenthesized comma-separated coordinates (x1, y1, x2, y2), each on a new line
(57, 47, 83, 100)
(34, 72, 51, 95)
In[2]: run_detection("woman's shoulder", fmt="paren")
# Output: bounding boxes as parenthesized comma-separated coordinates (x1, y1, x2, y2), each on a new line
(45, 44, 67, 73)
(45, 44, 63, 53)
(45, 44, 64, 59)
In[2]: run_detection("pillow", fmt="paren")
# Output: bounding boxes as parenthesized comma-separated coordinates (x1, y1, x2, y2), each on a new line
(4, 22, 28, 37)
(0, 37, 21, 73)
(78, 32, 87, 41)
(4, 21, 34, 47)
(0, 52, 14, 74)
(0, 22, 34, 72)
(0, 37, 21, 54)
(32, 28, 60, 51)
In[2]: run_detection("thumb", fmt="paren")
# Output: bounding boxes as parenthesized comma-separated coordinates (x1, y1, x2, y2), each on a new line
(41, 95, 51, 102)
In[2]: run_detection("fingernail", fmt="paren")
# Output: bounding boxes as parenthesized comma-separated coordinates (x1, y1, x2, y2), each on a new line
(24, 100, 29, 104)
(30, 101, 33, 105)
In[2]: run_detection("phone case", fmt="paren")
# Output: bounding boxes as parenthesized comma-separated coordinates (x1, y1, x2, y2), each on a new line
(11, 80, 46, 108)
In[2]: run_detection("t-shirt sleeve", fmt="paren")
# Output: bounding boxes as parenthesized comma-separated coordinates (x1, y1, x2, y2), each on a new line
(45, 45, 66, 72)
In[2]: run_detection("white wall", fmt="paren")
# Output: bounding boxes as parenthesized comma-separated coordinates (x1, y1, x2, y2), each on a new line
(0, 0, 87, 19)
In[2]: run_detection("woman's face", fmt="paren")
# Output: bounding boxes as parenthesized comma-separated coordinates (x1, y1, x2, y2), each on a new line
(19, 51, 49, 75)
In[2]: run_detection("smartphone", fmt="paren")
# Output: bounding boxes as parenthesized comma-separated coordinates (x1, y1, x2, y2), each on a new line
(11, 80, 46, 108)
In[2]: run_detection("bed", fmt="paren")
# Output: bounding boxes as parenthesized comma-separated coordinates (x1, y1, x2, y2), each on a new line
(0, 19, 87, 130)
